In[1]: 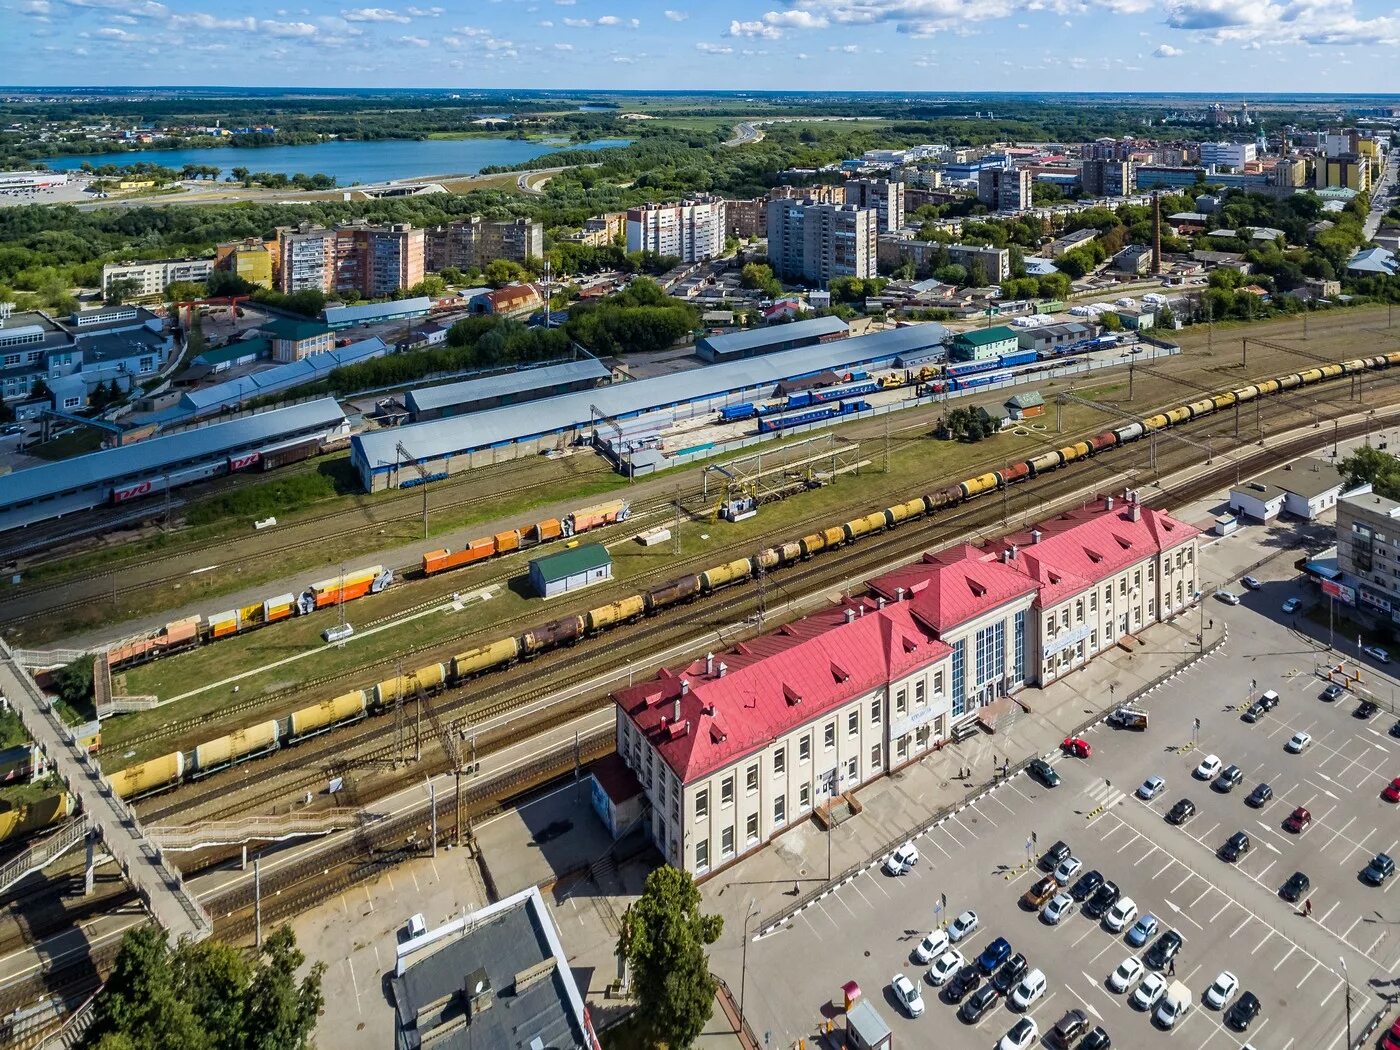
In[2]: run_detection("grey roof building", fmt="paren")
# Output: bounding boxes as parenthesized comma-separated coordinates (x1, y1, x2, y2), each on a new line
(696, 316, 849, 362)
(392, 886, 599, 1050)
(177, 337, 388, 417)
(405, 359, 611, 423)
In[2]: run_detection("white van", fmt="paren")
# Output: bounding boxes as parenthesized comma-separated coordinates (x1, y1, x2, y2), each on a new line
(1011, 968, 1047, 1010)
(1154, 979, 1192, 1028)
(406, 913, 427, 939)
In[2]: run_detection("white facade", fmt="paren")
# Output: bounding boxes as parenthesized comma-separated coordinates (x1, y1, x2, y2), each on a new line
(101, 258, 214, 300)
(1199, 142, 1257, 170)
(625, 198, 727, 262)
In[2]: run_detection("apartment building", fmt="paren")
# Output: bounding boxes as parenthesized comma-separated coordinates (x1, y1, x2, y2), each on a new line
(1198, 142, 1257, 170)
(1080, 159, 1133, 198)
(101, 258, 215, 301)
(767, 200, 877, 283)
(977, 166, 1032, 212)
(844, 178, 906, 233)
(214, 238, 275, 288)
(1336, 492, 1400, 625)
(724, 197, 767, 240)
(625, 197, 726, 262)
(1316, 155, 1372, 192)
(874, 235, 1011, 282)
(613, 495, 1199, 877)
(277, 222, 424, 297)
(424, 216, 544, 272)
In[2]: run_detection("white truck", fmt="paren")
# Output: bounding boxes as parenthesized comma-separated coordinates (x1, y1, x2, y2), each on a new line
(1154, 980, 1193, 1028)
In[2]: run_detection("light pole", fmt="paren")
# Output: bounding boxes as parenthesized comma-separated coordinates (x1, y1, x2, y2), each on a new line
(1340, 955, 1352, 1049)
(740, 900, 760, 1021)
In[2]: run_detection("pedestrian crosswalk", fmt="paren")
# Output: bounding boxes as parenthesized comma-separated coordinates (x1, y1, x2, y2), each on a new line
(1082, 778, 1127, 818)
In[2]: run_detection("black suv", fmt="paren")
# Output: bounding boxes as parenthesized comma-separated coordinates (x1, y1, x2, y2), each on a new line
(1040, 840, 1072, 871)
(992, 953, 1028, 994)
(1213, 765, 1244, 792)
(1144, 929, 1183, 970)
(1081, 1028, 1112, 1050)
(1070, 869, 1104, 902)
(1220, 831, 1252, 862)
(1357, 700, 1380, 720)
(958, 983, 999, 1024)
(1280, 871, 1310, 903)
(945, 965, 982, 1003)
(1084, 880, 1121, 919)
(1246, 783, 1273, 808)
(1227, 990, 1261, 1031)
(1166, 798, 1196, 825)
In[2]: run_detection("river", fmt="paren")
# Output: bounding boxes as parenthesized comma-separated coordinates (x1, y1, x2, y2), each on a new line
(41, 137, 631, 185)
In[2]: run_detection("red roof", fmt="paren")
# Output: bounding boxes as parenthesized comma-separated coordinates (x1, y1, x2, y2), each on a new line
(867, 543, 1040, 633)
(614, 599, 951, 784)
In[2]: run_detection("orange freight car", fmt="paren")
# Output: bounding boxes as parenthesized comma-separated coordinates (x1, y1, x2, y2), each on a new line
(423, 538, 494, 575)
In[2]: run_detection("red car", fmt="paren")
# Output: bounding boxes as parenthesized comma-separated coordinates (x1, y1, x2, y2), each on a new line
(1062, 737, 1092, 758)
(1383, 778, 1400, 803)
(1380, 1017, 1400, 1050)
(1283, 806, 1312, 833)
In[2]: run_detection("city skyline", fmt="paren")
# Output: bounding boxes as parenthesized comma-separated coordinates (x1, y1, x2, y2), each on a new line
(2, 0, 1399, 93)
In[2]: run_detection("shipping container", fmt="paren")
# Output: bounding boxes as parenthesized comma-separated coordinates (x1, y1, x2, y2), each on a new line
(423, 538, 495, 575)
(494, 529, 522, 554)
(207, 610, 240, 639)
(566, 499, 630, 536)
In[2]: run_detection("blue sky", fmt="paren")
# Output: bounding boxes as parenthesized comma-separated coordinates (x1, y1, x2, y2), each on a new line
(2, 0, 1398, 92)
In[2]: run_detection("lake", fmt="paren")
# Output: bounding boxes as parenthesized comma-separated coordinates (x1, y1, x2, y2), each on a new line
(42, 137, 632, 185)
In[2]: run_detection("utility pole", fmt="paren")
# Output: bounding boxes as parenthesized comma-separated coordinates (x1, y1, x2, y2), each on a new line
(884, 412, 890, 473)
(397, 440, 431, 540)
(254, 856, 262, 949)
(430, 780, 437, 858)
(673, 486, 682, 557)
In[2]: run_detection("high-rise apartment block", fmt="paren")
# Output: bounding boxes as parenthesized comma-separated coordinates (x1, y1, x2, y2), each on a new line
(844, 178, 906, 232)
(424, 217, 544, 273)
(766, 200, 878, 284)
(977, 166, 1032, 212)
(1198, 142, 1256, 170)
(214, 238, 275, 288)
(276, 222, 424, 297)
(625, 198, 726, 262)
(1080, 159, 1134, 198)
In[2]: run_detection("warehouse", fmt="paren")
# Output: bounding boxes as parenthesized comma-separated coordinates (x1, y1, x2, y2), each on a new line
(176, 338, 388, 418)
(528, 543, 612, 598)
(353, 322, 949, 491)
(696, 316, 848, 362)
(322, 296, 431, 330)
(404, 358, 612, 423)
(0, 398, 348, 534)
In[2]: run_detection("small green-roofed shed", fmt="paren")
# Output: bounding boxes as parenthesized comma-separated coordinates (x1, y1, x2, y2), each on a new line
(528, 542, 613, 599)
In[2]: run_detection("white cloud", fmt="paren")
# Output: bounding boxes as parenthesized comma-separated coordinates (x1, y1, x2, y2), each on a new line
(260, 19, 317, 36)
(562, 16, 590, 26)
(553, 41, 573, 49)
(695, 40, 733, 52)
(538, 18, 553, 26)
(664, 9, 687, 20)
(728, 18, 782, 37)
(342, 6, 408, 21)
(596, 13, 619, 23)
(403, 5, 443, 14)
(63, 0, 167, 18)
(761, 9, 828, 28)
(1152, 41, 1183, 54)
(1164, 0, 1400, 45)
(612, 54, 635, 61)
(399, 33, 429, 44)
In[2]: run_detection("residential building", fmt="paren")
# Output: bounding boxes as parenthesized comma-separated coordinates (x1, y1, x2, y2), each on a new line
(560, 212, 626, 248)
(875, 236, 1010, 283)
(1335, 492, 1400, 626)
(1198, 142, 1257, 170)
(0, 305, 172, 409)
(724, 197, 768, 239)
(424, 216, 544, 272)
(950, 325, 1019, 362)
(1080, 159, 1133, 197)
(612, 495, 1199, 876)
(977, 166, 1032, 212)
(1047, 229, 1098, 258)
(769, 183, 843, 205)
(625, 197, 726, 262)
(1346, 247, 1399, 277)
(264, 318, 334, 363)
(1317, 155, 1372, 192)
(844, 178, 906, 233)
(214, 237, 275, 288)
(1229, 457, 1347, 522)
(766, 200, 878, 283)
(277, 225, 335, 294)
(390, 886, 601, 1050)
(948, 243, 1011, 283)
(276, 221, 424, 297)
(1112, 244, 1155, 275)
(101, 258, 214, 301)
(1270, 159, 1310, 190)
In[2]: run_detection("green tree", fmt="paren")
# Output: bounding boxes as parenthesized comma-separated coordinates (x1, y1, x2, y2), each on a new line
(104, 276, 141, 306)
(483, 259, 528, 288)
(1100, 311, 1123, 332)
(1339, 445, 1400, 499)
(29, 377, 52, 403)
(620, 867, 723, 1050)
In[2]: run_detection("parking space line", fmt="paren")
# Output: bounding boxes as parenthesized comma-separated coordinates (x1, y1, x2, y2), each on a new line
(1367, 930, 1388, 956)
(1173, 872, 1193, 892)
(1210, 901, 1231, 922)
(1319, 977, 1344, 1009)
(1252, 929, 1273, 954)
(1154, 858, 1175, 879)
(1340, 916, 1360, 942)
(1191, 886, 1213, 907)
(1274, 944, 1296, 970)
(1134, 843, 1160, 867)
(1319, 901, 1339, 926)
(1296, 960, 1320, 988)
(1320, 815, 1357, 852)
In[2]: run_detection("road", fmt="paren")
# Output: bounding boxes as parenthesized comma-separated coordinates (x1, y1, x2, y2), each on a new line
(724, 122, 765, 148)
(1364, 150, 1398, 241)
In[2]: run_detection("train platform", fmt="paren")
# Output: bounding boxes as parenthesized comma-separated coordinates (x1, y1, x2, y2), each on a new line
(0, 640, 211, 945)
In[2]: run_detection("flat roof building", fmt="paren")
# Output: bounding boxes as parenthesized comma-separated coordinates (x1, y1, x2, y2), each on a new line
(1229, 456, 1348, 522)
(323, 296, 431, 329)
(406, 359, 611, 422)
(696, 316, 849, 363)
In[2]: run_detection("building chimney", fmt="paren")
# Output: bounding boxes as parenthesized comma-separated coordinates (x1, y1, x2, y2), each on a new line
(680, 679, 690, 696)
(1010, 543, 1019, 561)
(845, 608, 857, 623)
(877, 596, 887, 609)
(1031, 528, 1043, 544)
(896, 587, 906, 601)
(1130, 503, 1141, 522)
(673, 696, 681, 723)
(1105, 495, 1115, 511)
(718, 662, 728, 677)
(705, 652, 714, 676)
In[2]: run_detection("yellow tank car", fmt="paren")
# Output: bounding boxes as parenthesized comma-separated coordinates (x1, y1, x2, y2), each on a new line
(777, 541, 803, 564)
(585, 595, 646, 632)
(799, 532, 826, 557)
(451, 637, 520, 679)
(1318, 363, 1343, 380)
(289, 691, 368, 739)
(959, 473, 999, 500)
(1211, 391, 1238, 411)
(1059, 441, 1092, 464)
(1143, 413, 1170, 431)
(753, 548, 781, 573)
(112, 752, 185, 800)
(893, 497, 927, 523)
(0, 792, 75, 844)
(822, 525, 847, 547)
(1164, 407, 1190, 425)
(1388, 352, 1400, 367)
(374, 663, 447, 706)
(1256, 378, 1280, 396)
(193, 720, 280, 774)
(700, 559, 755, 591)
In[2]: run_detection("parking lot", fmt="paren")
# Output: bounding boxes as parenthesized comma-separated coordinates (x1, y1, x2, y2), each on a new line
(739, 533, 1399, 1050)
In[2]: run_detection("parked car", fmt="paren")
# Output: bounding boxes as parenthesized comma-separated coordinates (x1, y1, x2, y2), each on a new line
(959, 982, 1000, 1023)
(1194, 754, 1222, 779)
(1241, 702, 1266, 723)
(1085, 880, 1121, 919)
(945, 964, 983, 1003)
(1127, 912, 1159, 948)
(1131, 971, 1168, 1010)
(1022, 874, 1059, 909)
(1220, 831, 1252, 862)
(1364, 852, 1396, 885)
(1258, 689, 1280, 710)
(1284, 806, 1312, 832)
(1104, 896, 1138, 933)
(884, 841, 919, 875)
(1042, 892, 1077, 925)
(1285, 731, 1312, 753)
(1390, 720, 1400, 739)
(1029, 757, 1061, 787)
(998, 1017, 1039, 1050)
(1050, 1008, 1090, 1046)
(976, 937, 1013, 975)
(1040, 840, 1072, 871)
(927, 949, 966, 986)
(1062, 736, 1092, 758)
(1227, 990, 1261, 1031)
(1010, 968, 1047, 1010)
(1070, 869, 1104, 902)
(1081, 1026, 1112, 1050)
(1377, 1017, 1400, 1050)
(1053, 855, 1083, 885)
(1137, 775, 1165, 800)
(0, 423, 23, 436)
(992, 953, 1028, 994)
(1241, 575, 1261, 590)
(1246, 782, 1273, 807)
(1203, 970, 1239, 1010)
(1365, 645, 1391, 664)
(1321, 682, 1345, 701)
(1383, 777, 1400, 803)
(913, 929, 950, 965)
(948, 910, 980, 942)
(891, 972, 924, 1017)
(1215, 589, 1240, 605)
(1357, 699, 1380, 720)
(1214, 764, 1243, 792)
(1282, 597, 1301, 613)
(1144, 929, 1183, 970)
(1280, 871, 1311, 903)
(1108, 956, 1144, 993)
(1166, 798, 1196, 825)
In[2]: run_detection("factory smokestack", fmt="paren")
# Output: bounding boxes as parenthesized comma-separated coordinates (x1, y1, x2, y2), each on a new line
(1152, 191, 1162, 276)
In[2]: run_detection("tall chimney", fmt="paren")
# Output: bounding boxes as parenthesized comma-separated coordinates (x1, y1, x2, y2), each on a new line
(1130, 503, 1141, 522)
(845, 608, 857, 623)
(896, 587, 906, 601)
(673, 696, 681, 723)
(705, 652, 714, 676)
(718, 662, 728, 677)
(1105, 495, 1115, 511)
(1030, 528, 1043, 544)
(1152, 191, 1162, 276)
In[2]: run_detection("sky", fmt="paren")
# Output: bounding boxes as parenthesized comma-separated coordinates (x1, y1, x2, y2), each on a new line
(2, 0, 1399, 93)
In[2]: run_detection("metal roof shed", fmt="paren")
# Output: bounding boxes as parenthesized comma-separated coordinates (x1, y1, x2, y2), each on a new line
(405, 359, 611, 422)
(697, 316, 849, 362)
(846, 1000, 893, 1050)
(528, 543, 612, 599)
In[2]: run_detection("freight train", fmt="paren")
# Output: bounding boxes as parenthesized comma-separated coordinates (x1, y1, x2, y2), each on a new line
(104, 352, 1400, 805)
(0, 792, 77, 846)
(105, 500, 631, 671)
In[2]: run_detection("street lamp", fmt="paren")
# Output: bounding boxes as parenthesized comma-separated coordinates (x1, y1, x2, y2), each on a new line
(1339, 955, 1352, 1048)
(740, 900, 761, 1021)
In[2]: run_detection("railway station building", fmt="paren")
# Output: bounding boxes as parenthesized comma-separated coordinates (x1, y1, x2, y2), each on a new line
(611, 494, 1200, 878)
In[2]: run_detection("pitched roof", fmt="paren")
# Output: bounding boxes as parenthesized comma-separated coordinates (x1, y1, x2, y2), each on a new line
(953, 325, 1017, 347)
(530, 542, 611, 582)
(262, 317, 330, 341)
(613, 599, 951, 783)
(868, 544, 1040, 633)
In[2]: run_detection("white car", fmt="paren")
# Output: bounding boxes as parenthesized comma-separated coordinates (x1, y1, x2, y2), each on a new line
(912, 929, 950, 965)
(891, 972, 924, 1018)
(1108, 955, 1145, 993)
(1042, 891, 1076, 925)
(884, 841, 919, 875)
(1194, 753, 1222, 779)
(1286, 731, 1312, 754)
(1053, 855, 1083, 885)
(947, 910, 980, 942)
(998, 1018, 1039, 1050)
(1131, 971, 1168, 1010)
(1215, 589, 1240, 605)
(926, 948, 965, 986)
(1203, 970, 1239, 1009)
(1137, 775, 1166, 800)
(1104, 896, 1138, 933)
(1010, 968, 1047, 1010)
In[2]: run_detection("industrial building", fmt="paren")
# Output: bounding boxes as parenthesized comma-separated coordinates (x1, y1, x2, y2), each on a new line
(0, 398, 348, 533)
(177, 338, 388, 417)
(352, 323, 949, 492)
(528, 543, 613, 598)
(695, 316, 848, 363)
(322, 297, 432, 330)
(404, 358, 611, 423)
